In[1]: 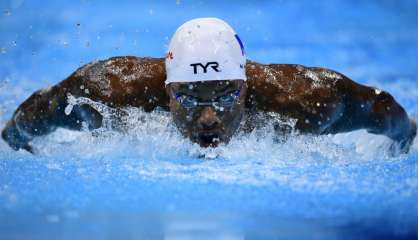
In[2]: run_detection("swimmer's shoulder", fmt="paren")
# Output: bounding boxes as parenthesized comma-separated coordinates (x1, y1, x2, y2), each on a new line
(246, 61, 349, 94)
(58, 56, 168, 109)
(245, 61, 310, 97)
(72, 56, 165, 87)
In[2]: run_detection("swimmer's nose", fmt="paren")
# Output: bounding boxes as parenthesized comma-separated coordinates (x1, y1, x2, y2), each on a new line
(197, 107, 221, 130)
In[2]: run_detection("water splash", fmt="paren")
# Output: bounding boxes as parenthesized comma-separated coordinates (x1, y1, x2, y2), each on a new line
(23, 96, 413, 190)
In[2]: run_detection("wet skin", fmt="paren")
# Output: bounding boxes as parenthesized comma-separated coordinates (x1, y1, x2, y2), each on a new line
(1, 56, 416, 155)
(167, 80, 246, 147)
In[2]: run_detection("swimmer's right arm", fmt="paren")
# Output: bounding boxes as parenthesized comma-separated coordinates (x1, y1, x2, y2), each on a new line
(1, 74, 104, 153)
(1, 56, 168, 153)
(1, 82, 82, 153)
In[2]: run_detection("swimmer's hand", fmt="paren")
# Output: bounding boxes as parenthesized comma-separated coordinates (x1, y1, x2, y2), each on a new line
(389, 118, 417, 156)
(1, 120, 34, 154)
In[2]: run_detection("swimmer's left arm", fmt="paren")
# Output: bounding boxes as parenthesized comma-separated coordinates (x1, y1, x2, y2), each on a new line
(329, 75, 416, 154)
(245, 63, 416, 154)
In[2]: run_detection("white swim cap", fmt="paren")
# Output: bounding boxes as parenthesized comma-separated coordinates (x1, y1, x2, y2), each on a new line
(165, 17, 246, 84)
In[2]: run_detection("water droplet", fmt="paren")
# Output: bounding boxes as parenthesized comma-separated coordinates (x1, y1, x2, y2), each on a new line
(65, 104, 73, 115)
(205, 151, 218, 159)
(46, 215, 60, 223)
(1, 48, 6, 54)
(65, 95, 76, 115)
(64, 210, 79, 219)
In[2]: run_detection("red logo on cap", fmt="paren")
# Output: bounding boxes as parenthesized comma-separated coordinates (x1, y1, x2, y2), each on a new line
(166, 51, 174, 60)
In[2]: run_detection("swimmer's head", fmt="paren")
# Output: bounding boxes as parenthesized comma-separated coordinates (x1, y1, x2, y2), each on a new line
(165, 18, 247, 147)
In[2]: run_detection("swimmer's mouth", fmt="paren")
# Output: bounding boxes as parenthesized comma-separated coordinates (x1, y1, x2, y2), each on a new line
(197, 132, 221, 148)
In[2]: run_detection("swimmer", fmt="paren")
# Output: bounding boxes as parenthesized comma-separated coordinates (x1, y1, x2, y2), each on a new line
(2, 18, 416, 155)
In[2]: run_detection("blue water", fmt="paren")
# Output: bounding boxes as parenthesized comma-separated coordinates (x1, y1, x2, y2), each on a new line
(1, 1, 418, 239)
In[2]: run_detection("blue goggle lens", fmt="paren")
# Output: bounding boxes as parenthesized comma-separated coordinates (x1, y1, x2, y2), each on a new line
(176, 90, 240, 109)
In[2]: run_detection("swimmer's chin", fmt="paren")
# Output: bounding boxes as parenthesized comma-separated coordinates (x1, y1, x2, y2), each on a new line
(194, 132, 224, 148)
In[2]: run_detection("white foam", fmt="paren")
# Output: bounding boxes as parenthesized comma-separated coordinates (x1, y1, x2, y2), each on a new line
(20, 96, 414, 192)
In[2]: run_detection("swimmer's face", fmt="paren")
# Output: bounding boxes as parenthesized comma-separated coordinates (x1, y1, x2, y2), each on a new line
(167, 80, 247, 147)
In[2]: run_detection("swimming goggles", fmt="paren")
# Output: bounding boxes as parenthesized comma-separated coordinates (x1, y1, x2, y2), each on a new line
(175, 90, 241, 109)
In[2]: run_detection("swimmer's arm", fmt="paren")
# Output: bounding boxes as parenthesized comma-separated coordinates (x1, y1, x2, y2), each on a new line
(1, 56, 169, 153)
(328, 76, 417, 154)
(245, 63, 416, 154)
(1, 79, 102, 153)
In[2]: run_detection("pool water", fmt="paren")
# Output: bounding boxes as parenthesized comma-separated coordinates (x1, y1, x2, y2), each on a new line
(1, 1, 418, 239)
